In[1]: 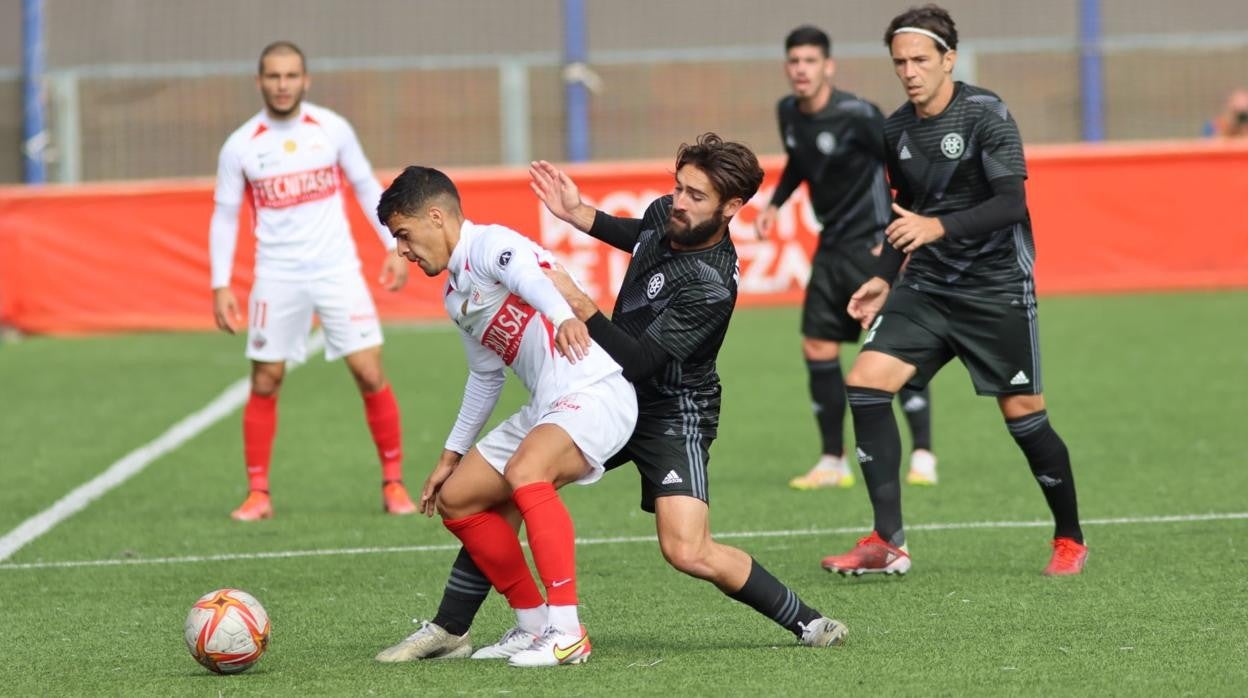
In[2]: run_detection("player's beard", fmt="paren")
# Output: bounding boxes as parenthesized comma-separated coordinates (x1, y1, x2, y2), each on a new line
(668, 206, 726, 248)
(264, 87, 305, 118)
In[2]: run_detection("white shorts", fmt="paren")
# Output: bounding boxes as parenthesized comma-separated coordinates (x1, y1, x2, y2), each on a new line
(476, 373, 638, 486)
(245, 271, 383, 363)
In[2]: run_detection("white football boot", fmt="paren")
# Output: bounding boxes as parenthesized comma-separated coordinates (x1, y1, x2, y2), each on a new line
(470, 626, 539, 660)
(374, 620, 471, 662)
(507, 625, 591, 667)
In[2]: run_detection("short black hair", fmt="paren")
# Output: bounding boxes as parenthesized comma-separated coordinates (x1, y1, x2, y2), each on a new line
(674, 133, 764, 205)
(885, 4, 959, 53)
(258, 41, 306, 74)
(377, 166, 462, 226)
(785, 25, 831, 57)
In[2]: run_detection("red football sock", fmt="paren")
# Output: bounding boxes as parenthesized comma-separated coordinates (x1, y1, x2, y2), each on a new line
(444, 511, 545, 610)
(242, 392, 277, 492)
(513, 482, 578, 606)
(362, 384, 403, 483)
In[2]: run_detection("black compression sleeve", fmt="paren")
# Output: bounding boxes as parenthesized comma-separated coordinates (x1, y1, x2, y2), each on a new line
(769, 159, 803, 208)
(588, 210, 642, 252)
(874, 243, 906, 285)
(585, 312, 669, 382)
(938, 176, 1027, 239)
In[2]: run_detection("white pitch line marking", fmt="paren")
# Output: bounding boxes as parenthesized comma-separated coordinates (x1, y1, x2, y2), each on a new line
(1, 511, 1243, 571)
(0, 332, 328, 562)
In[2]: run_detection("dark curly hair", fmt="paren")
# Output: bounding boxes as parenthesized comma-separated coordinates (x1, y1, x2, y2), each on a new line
(674, 133, 764, 204)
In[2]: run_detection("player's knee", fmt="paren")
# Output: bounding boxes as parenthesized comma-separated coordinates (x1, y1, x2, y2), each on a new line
(249, 366, 284, 396)
(998, 394, 1045, 420)
(802, 337, 840, 362)
(434, 486, 473, 520)
(659, 537, 713, 578)
(845, 358, 908, 392)
(351, 368, 386, 394)
(503, 463, 543, 490)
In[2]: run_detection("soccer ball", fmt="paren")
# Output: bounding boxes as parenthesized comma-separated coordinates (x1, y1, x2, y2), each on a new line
(184, 588, 271, 674)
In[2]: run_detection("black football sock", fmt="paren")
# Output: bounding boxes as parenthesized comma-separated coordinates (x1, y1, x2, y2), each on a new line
(1006, 410, 1083, 543)
(432, 546, 491, 637)
(727, 558, 823, 637)
(807, 358, 846, 457)
(847, 386, 905, 547)
(899, 386, 933, 452)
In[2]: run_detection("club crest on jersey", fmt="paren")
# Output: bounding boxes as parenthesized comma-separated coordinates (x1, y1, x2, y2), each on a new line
(816, 131, 837, 155)
(784, 127, 796, 149)
(497, 249, 513, 268)
(646, 273, 665, 299)
(940, 133, 964, 159)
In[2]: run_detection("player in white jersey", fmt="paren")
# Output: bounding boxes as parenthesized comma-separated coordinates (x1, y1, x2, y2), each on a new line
(373, 166, 637, 667)
(208, 41, 417, 521)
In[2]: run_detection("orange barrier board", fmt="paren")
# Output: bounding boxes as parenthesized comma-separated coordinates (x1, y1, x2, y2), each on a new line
(1, 140, 1246, 335)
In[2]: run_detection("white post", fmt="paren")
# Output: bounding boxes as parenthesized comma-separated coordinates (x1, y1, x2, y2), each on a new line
(498, 60, 531, 166)
(48, 70, 81, 183)
(953, 43, 977, 85)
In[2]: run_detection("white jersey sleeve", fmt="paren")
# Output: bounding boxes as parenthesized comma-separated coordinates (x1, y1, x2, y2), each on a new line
(444, 331, 507, 454)
(468, 228, 576, 327)
(332, 115, 395, 251)
(209, 139, 246, 289)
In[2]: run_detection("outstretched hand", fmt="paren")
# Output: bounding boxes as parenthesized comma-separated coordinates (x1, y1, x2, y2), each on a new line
(529, 160, 584, 223)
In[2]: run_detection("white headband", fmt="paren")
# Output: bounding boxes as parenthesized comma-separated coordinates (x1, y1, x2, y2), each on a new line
(892, 26, 952, 51)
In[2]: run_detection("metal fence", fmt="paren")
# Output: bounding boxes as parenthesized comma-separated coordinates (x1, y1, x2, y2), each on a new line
(2, 0, 1247, 183)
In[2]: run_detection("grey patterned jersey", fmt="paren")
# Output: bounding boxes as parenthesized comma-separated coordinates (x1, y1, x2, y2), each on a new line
(885, 82, 1036, 303)
(610, 195, 738, 433)
(773, 89, 892, 254)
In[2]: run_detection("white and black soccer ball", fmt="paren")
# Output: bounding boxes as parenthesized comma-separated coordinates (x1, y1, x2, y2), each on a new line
(184, 588, 271, 674)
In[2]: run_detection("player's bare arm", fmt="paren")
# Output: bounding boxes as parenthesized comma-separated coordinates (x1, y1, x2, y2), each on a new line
(529, 160, 596, 232)
(420, 449, 464, 517)
(847, 277, 890, 328)
(542, 266, 600, 322)
(213, 287, 242, 334)
(886, 202, 945, 253)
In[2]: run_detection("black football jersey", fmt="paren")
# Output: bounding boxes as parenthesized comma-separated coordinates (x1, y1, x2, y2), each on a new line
(884, 82, 1036, 302)
(608, 196, 738, 432)
(772, 89, 892, 253)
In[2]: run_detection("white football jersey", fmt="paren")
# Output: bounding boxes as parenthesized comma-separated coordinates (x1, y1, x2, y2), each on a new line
(211, 102, 392, 287)
(447, 221, 623, 409)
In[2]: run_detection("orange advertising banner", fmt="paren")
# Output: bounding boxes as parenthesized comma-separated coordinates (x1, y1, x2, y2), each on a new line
(1, 140, 1246, 335)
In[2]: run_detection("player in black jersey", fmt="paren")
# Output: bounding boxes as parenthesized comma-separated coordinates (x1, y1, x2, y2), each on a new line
(756, 25, 938, 491)
(535, 134, 846, 647)
(376, 135, 847, 661)
(820, 5, 1087, 577)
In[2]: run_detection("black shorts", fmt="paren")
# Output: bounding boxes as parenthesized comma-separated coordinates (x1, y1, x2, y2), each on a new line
(862, 285, 1043, 396)
(802, 246, 877, 342)
(604, 418, 712, 513)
